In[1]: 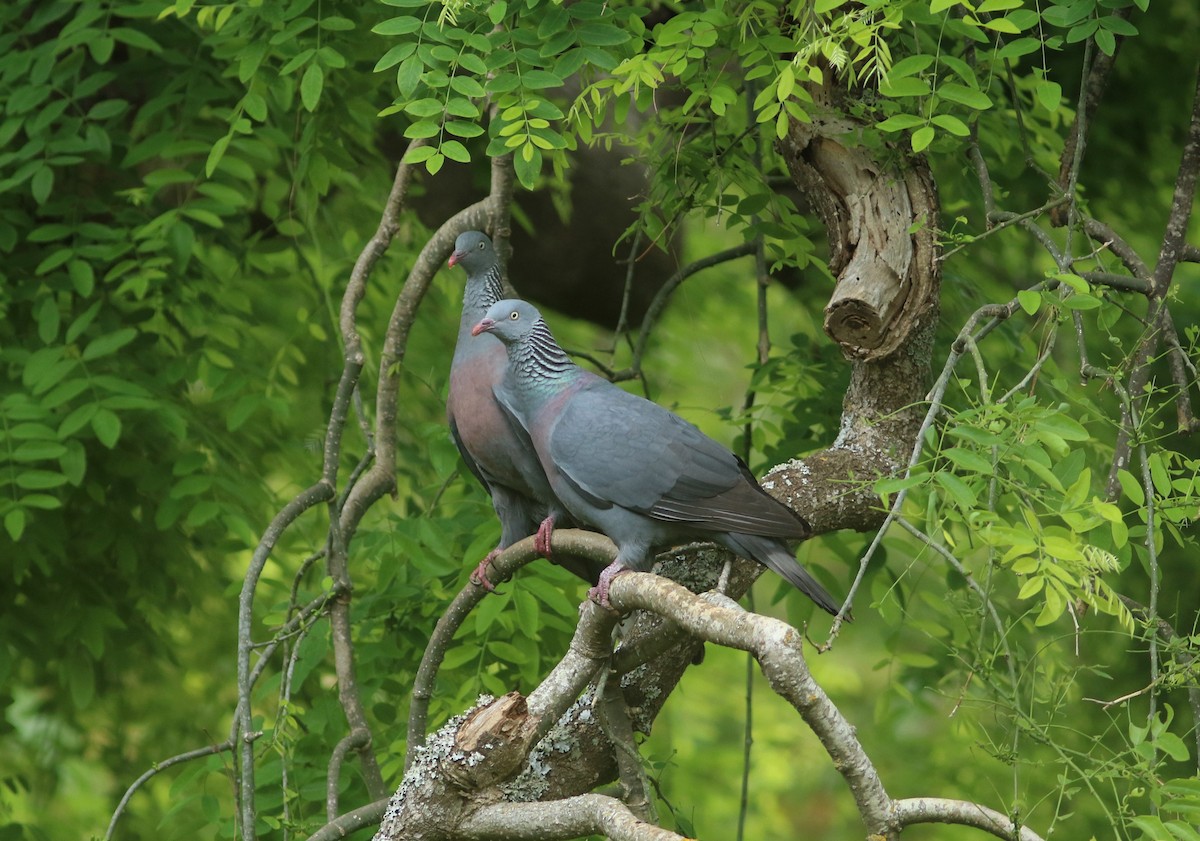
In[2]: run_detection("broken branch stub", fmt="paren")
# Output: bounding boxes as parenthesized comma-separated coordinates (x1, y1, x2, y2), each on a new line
(779, 90, 940, 361)
(445, 692, 541, 791)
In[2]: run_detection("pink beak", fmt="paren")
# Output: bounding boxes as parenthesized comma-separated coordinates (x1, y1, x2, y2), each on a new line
(470, 318, 495, 337)
(447, 251, 461, 267)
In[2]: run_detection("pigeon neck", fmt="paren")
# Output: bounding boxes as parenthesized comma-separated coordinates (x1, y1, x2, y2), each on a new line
(460, 264, 506, 331)
(506, 319, 579, 401)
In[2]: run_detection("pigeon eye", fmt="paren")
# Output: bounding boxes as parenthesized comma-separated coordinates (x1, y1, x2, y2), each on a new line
(509, 311, 519, 320)
(477, 242, 484, 250)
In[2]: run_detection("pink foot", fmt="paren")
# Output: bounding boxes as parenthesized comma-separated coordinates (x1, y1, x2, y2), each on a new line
(587, 560, 628, 610)
(534, 515, 556, 558)
(469, 548, 502, 592)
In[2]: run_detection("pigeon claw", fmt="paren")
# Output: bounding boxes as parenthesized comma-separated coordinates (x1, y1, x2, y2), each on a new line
(587, 560, 629, 611)
(469, 549, 502, 593)
(534, 515, 556, 558)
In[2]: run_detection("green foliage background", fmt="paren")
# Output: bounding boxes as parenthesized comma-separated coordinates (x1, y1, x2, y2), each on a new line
(1, 0, 1198, 839)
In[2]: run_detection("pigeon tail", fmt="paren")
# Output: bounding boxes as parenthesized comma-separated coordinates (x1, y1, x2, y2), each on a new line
(719, 533, 843, 618)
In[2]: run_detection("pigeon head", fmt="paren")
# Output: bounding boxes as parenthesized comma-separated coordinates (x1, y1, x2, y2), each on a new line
(471, 299, 542, 342)
(448, 230, 495, 271)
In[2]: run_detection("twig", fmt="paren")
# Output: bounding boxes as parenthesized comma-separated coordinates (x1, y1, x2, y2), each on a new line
(1106, 66, 1200, 496)
(105, 739, 236, 841)
(824, 302, 1015, 647)
(236, 481, 335, 838)
(303, 798, 389, 841)
(327, 729, 371, 821)
(611, 243, 758, 382)
(1137, 440, 1162, 769)
(1116, 593, 1200, 772)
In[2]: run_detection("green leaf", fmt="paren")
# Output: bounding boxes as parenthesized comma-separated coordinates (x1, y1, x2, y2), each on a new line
(15, 470, 68, 490)
(1018, 289, 1041, 315)
(880, 77, 931, 98)
(935, 471, 978, 508)
(36, 298, 60, 344)
(449, 75, 486, 98)
(4, 509, 25, 542)
(31, 165, 54, 204)
(372, 16, 422, 35)
(405, 120, 441, 139)
(877, 114, 925, 132)
(301, 63, 324, 112)
(1116, 468, 1144, 505)
(937, 83, 992, 110)
(396, 56, 423, 96)
(441, 140, 470, 163)
(82, 328, 137, 361)
(578, 23, 630, 46)
(911, 125, 935, 152)
(1063, 293, 1101, 310)
(513, 143, 541, 189)
(888, 56, 934, 81)
(1036, 79, 1062, 112)
(976, 0, 1022, 11)
(943, 447, 993, 474)
(205, 134, 231, 178)
(92, 408, 122, 448)
(931, 114, 969, 136)
(488, 0, 507, 25)
(521, 69, 564, 90)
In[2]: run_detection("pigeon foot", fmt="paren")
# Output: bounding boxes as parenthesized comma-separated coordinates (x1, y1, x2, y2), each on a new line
(469, 548, 502, 592)
(587, 560, 629, 610)
(534, 515, 556, 558)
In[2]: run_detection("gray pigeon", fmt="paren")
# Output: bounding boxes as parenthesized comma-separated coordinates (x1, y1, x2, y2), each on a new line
(471, 299, 842, 616)
(446, 233, 602, 588)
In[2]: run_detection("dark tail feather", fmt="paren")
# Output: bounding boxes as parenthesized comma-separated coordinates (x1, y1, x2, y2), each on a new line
(721, 533, 845, 619)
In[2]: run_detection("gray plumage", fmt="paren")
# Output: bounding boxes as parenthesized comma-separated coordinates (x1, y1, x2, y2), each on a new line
(445, 233, 602, 587)
(472, 299, 842, 616)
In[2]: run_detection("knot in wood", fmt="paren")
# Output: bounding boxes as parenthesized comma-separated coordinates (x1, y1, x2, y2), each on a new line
(444, 691, 539, 790)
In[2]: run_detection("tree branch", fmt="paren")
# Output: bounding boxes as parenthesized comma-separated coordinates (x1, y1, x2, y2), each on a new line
(893, 797, 1045, 841)
(1106, 65, 1200, 496)
(458, 795, 687, 840)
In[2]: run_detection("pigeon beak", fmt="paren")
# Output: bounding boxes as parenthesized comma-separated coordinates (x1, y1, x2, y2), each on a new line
(447, 251, 461, 268)
(470, 318, 495, 337)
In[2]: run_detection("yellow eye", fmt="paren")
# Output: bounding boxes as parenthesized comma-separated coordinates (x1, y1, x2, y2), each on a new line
(509, 311, 519, 320)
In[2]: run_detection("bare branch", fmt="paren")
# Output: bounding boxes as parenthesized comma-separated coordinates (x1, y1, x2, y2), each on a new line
(458, 794, 688, 840)
(893, 797, 1045, 841)
(406, 530, 617, 764)
(304, 798, 389, 841)
(1107, 65, 1200, 496)
(606, 575, 896, 837)
(236, 480, 335, 837)
(106, 739, 235, 841)
(612, 242, 757, 382)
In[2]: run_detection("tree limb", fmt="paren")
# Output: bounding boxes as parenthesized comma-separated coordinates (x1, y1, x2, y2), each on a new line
(893, 797, 1045, 841)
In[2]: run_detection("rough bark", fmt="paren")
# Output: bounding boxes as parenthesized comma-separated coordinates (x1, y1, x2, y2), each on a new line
(767, 83, 941, 532)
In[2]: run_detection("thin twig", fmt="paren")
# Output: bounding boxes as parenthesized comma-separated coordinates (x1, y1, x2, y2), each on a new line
(106, 739, 236, 841)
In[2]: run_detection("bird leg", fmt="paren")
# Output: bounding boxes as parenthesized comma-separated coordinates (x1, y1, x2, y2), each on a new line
(588, 560, 630, 610)
(469, 548, 502, 592)
(533, 514, 557, 558)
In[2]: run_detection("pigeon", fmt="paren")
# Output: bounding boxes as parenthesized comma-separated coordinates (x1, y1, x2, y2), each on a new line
(471, 299, 842, 616)
(446, 232, 602, 588)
